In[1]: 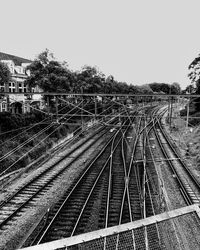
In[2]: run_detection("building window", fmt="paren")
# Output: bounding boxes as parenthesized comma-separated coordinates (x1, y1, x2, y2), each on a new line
(18, 83, 22, 93)
(2, 102, 6, 112)
(18, 82, 27, 93)
(23, 83, 27, 93)
(9, 82, 15, 92)
(0, 83, 5, 92)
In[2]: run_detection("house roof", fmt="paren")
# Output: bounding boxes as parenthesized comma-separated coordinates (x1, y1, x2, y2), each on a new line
(0, 52, 32, 66)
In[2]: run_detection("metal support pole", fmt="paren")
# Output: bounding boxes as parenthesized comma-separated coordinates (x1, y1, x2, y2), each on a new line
(170, 97, 173, 129)
(47, 96, 50, 116)
(94, 96, 97, 120)
(186, 97, 190, 130)
(143, 119, 149, 250)
(81, 87, 83, 130)
(168, 97, 170, 124)
(56, 96, 58, 123)
(6, 95, 10, 112)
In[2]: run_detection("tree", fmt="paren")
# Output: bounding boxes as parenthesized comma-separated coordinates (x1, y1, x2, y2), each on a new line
(0, 62, 11, 88)
(128, 84, 141, 94)
(138, 84, 154, 94)
(171, 82, 181, 94)
(149, 82, 170, 94)
(25, 49, 73, 92)
(74, 65, 105, 93)
(188, 54, 200, 93)
(183, 84, 196, 94)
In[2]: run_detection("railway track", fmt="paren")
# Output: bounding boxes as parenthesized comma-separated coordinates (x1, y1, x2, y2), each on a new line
(153, 118, 200, 205)
(0, 117, 123, 242)
(27, 108, 165, 249)
(3, 104, 198, 250)
(144, 105, 200, 208)
(28, 118, 132, 244)
(0, 101, 88, 178)
(114, 108, 164, 250)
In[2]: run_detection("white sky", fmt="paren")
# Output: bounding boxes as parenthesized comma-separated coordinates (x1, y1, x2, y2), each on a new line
(1, 0, 200, 89)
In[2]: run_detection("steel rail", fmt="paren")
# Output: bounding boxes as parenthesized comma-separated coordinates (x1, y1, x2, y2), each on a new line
(103, 119, 132, 250)
(104, 120, 131, 228)
(0, 119, 120, 233)
(26, 106, 165, 249)
(0, 101, 87, 177)
(70, 125, 125, 237)
(34, 119, 129, 245)
(114, 107, 162, 250)
(138, 106, 170, 249)
(70, 116, 133, 238)
(0, 121, 111, 207)
(114, 116, 142, 250)
(144, 112, 166, 248)
(153, 121, 193, 205)
(158, 120, 200, 192)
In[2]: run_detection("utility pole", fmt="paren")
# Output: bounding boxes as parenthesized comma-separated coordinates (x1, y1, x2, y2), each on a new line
(94, 95, 97, 120)
(47, 95, 51, 122)
(170, 97, 173, 129)
(56, 96, 58, 123)
(168, 96, 170, 124)
(81, 87, 83, 130)
(47, 96, 50, 116)
(186, 96, 190, 130)
(186, 86, 191, 130)
(168, 85, 172, 130)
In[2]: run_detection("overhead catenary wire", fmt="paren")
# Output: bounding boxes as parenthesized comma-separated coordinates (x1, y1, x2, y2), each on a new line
(0, 100, 90, 175)
(0, 102, 83, 161)
(8, 96, 49, 115)
(1, 97, 85, 149)
(0, 96, 55, 144)
(1, 96, 130, 173)
(0, 124, 38, 136)
(0, 100, 84, 163)
(0, 119, 51, 147)
(0, 123, 56, 162)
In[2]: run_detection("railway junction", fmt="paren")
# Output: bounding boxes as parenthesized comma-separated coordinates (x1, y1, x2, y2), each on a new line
(0, 93, 200, 250)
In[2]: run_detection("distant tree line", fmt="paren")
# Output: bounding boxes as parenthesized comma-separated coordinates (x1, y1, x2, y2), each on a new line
(24, 49, 182, 96)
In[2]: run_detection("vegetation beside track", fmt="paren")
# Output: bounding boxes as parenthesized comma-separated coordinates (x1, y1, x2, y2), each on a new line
(180, 97, 200, 126)
(0, 111, 77, 174)
(0, 99, 117, 175)
(165, 106, 200, 182)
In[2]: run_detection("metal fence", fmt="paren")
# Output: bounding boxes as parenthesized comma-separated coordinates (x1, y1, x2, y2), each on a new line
(21, 205, 200, 250)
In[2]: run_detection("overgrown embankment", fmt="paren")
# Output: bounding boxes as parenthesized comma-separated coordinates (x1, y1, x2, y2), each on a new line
(167, 104, 200, 179)
(0, 112, 77, 173)
(180, 97, 200, 126)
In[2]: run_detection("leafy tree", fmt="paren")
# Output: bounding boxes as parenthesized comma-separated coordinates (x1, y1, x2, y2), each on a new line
(171, 82, 181, 94)
(104, 75, 114, 93)
(182, 84, 196, 94)
(0, 62, 11, 88)
(138, 84, 154, 94)
(25, 49, 72, 92)
(128, 84, 141, 94)
(74, 66, 105, 93)
(188, 54, 200, 93)
(149, 82, 170, 94)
